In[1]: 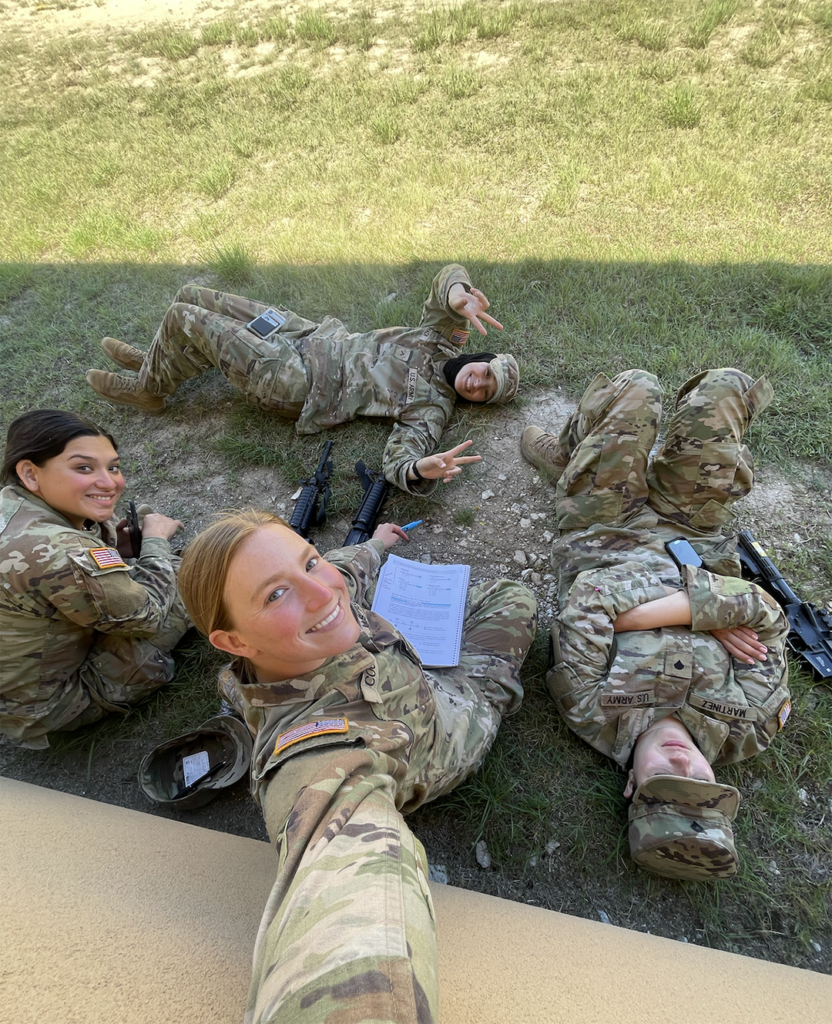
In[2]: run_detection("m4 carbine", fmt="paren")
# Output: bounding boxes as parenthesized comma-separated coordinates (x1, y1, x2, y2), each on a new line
(344, 462, 390, 545)
(737, 529, 832, 679)
(289, 441, 334, 539)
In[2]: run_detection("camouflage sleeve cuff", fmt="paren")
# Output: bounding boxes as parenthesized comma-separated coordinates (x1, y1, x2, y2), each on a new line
(137, 536, 172, 561)
(437, 263, 472, 313)
(570, 565, 670, 620)
(324, 540, 384, 603)
(684, 565, 789, 638)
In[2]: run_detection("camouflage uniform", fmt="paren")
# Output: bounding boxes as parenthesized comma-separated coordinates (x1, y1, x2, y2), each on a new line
(224, 539, 537, 1024)
(546, 368, 791, 770)
(137, 265, 487, 494)
(0, 486, 189, 749)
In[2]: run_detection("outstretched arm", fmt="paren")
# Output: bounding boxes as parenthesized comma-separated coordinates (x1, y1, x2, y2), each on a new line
(447, 282, 503, 336)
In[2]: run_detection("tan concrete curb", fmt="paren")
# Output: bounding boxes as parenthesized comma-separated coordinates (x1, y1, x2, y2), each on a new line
(1, 778, 829, 1023)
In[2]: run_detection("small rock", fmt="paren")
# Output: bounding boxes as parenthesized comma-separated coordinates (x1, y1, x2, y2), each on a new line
(520, 568, 533, 580)
(768, 860, 780, 875)
(750, 778, 764, 792)
(529, 855, 538, 868)
(481, 489, 495, 500)
(798, 788, 809, 804)
(514, 550, 528, 566)
(597, 910, 612, 925)
(543, 573, 555, 582)
(678, 936, 688, 943)
(531, 572, 542, 585)
(545, 839, 560, 856)
(475, 840, 492, 870)
(793, 533, 803, 543)
(498, 473, 507, 481)
(420, 554, 433, 564)
(510, 503, 523, 514)
(520, 518, 532, 530)
(532, 474, 541, 485)
(429, 863, 448, 884)
(542, 530, 554, 543)
(811, 941, 822, 953)
(382, 291, 397, 303)
(432, 525, 444, 534)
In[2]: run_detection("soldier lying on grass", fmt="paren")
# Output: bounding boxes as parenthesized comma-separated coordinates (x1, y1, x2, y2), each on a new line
(177, 509, 536, 1024)
(522, 367, 791, 880)
(86, 265, 519, 495)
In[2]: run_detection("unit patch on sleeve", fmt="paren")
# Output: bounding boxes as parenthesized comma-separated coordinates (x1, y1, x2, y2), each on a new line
(88, 547, 128, 570)
(273, 718, 349, 757)
(449, 328, 470, 346)
(777, 699, 791, 730)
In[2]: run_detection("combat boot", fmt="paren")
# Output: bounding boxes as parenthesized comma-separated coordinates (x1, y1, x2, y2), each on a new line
(521, 425, 570, 482)
(85, 370, 165, 413)
(101, 337, 145, 371)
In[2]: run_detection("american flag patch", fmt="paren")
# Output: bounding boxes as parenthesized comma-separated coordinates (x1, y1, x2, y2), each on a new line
(273, 718, 348, 756)
(450, 328, 470, 346)
(89, 547, 127, 570)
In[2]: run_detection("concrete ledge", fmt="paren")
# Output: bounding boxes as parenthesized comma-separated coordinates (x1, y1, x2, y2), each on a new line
(1, 777, 829, 1024)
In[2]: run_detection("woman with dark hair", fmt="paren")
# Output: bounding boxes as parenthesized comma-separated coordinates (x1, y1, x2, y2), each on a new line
(0, 409, 189, 749)
(85, 265, 520, 494)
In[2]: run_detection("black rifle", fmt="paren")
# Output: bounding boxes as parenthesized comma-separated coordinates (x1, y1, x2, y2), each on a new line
(737, 529, 832, 679)
(127, 500, 142, 558)
(344, 462, 390, 545)
(289, 441, 334, 539)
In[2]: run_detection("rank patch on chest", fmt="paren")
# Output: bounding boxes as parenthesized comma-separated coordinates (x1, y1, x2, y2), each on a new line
(88, 547, 127, 570)
(449, 328, 470, 346)
(273, 718, 349, 756)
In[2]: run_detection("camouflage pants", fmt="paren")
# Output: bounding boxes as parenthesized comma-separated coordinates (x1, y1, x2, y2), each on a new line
(137, 285, 316, 416)
(246, 580, 537, 1024)
(6, 597, 190, 749)
(554, 368, 774, 534)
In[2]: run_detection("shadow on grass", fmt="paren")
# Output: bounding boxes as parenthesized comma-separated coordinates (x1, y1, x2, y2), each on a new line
(1, 258, 830, 972)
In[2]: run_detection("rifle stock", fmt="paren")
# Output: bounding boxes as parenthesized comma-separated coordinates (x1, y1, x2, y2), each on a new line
(737, 529, 832, 678)
(289, 441, 334, 539)
(344, 462, 390, 546)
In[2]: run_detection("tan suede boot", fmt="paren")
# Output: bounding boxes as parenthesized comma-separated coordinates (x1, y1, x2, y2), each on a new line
(101, 337, 145, 371)
(521, 425, 570, 481)
(85, 370, 165, 413)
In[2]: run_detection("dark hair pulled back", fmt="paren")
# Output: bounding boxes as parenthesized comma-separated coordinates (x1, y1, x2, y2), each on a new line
(1, 410, 117, 486)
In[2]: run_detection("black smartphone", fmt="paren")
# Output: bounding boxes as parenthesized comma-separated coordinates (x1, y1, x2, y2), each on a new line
(246, 308, 287, 339)
(665, 537, 702, 569)
(127, 500, 142, 559)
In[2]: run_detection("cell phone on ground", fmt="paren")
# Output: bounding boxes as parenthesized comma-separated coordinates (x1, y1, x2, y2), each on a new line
(665, 538, 702, 570)
(246, 308, 287, 339)
(127, 500, 142, 559)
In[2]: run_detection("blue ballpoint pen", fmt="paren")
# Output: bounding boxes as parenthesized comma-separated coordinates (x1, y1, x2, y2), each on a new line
(400, 520, 424, 533)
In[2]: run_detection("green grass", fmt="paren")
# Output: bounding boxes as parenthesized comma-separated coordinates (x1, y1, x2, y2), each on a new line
(1, 0, 831, 973)
(684, 0, 739, 49)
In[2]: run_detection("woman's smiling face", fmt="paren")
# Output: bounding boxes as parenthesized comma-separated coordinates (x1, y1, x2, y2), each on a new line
(17, 434, 125, 528)
(209, 523, 360, 681)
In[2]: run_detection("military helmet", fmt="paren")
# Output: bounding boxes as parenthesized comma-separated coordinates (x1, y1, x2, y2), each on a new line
(138, 713, 252, 811)
(628, 775, 741, 880)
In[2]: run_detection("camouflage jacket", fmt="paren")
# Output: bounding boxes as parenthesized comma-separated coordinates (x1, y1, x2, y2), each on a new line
(229, 539, 446, 808)
(0, 486, 181, 718)
(293, 264, 475, 495)
(548, 509, 791, 768)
